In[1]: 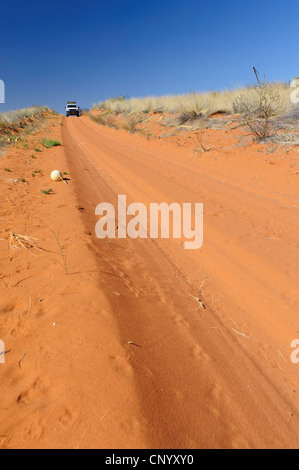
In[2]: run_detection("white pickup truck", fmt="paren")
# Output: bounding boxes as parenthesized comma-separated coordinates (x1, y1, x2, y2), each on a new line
(65, 101, 80, 117)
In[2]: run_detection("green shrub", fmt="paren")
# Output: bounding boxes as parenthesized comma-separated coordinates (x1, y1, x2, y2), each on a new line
(40, 138, 61, 148)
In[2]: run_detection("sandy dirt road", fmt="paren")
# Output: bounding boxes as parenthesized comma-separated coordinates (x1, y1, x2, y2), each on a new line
(61, 115, 299, 448)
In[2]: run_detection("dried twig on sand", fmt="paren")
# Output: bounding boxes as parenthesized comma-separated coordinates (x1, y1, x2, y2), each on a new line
(16, 352, 27, 369)
(9, 232, 43, 256)
(26, 296, 32, 317)
(231, 328, 251, 339)
(211, 327, 221, 336)
(189, 293, 206, 309)
(128, 341, 142, 348)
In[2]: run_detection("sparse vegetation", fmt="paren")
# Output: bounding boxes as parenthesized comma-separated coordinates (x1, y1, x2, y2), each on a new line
(9, 232, 43, 256)
(96, 84, 290, 118)
(88, 112, 119, 129)
(178, 111, 203, 125)
(51, 229, 69, 275)
(120, 116, 139, 133)
(234, 70, 283, 140)
(41, 188, 53, 195)
(0, 106, 48, 128)
(92, 76, 296, 143)
(194, 117, 209, 153)
(41, 220, 69, 275)
(0, 107, 52, 149)
(40, 138, 61, 148)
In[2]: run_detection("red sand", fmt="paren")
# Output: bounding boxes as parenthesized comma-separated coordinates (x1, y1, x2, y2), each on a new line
(0, 114, 298, 448)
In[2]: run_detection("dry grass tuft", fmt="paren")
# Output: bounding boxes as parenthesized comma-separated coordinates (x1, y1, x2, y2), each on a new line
(120, 116, 139, 133)
(9, 232, 43, 256)
(88, 112, 118, 129)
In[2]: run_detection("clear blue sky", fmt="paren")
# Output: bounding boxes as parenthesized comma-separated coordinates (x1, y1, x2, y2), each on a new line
(0, 0, 298, 113)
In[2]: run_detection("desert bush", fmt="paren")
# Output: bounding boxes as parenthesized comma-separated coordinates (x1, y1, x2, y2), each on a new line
(120, 116, 139, 133)
(234, 79, 283, 139)
(103, 114, 118, 128)
(88, 112, 108, 125)
(178, 111, 203, 125)
(88, 111, 118, 128)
